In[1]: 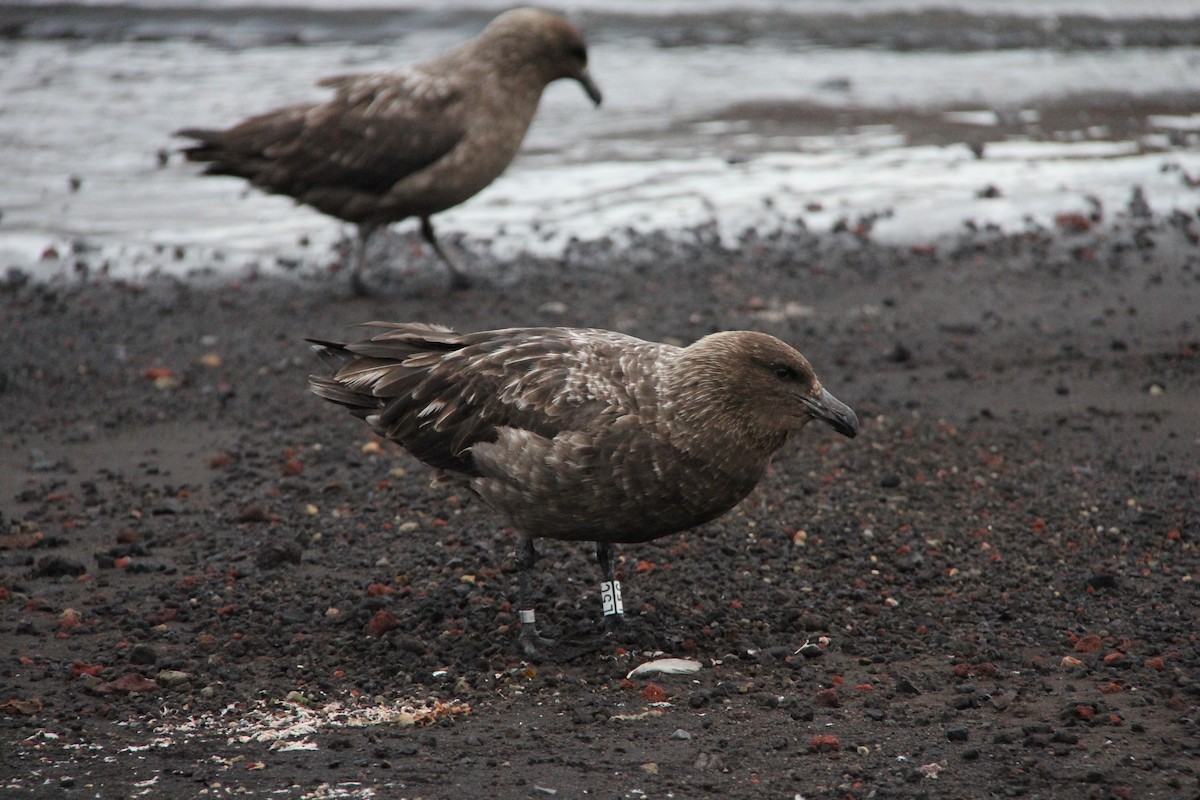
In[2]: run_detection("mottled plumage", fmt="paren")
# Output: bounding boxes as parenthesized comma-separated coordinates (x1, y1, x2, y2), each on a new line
(177, 8, 601, 292)
(309, 323, 858, 654)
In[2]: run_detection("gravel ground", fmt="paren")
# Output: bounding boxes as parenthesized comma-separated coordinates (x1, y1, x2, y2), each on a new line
(1, 215, 1198, 799)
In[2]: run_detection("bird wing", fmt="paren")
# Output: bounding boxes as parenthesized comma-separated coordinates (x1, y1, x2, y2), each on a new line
(187, 69, 467, 197)
(311, 324, 660, 475)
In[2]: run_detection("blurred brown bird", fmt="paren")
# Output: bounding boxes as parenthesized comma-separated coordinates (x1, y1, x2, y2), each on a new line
(309, 323, 859, 656)
(177, 8, 601, 293)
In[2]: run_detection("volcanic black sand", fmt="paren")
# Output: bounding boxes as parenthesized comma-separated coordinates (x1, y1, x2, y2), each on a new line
(1, 216, 1198, 799)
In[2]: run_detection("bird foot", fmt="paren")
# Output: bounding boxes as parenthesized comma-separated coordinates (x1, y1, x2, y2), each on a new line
(518, 609, 554, 660)
(519, 630, 556, 660)
(447, 271, 472, 292)
(600, 612, 625, 636)
(349, 270, 376, 298)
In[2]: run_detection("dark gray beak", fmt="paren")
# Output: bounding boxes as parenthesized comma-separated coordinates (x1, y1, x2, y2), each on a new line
(578, 70, 602, 106)
(803, 387, 859, 438)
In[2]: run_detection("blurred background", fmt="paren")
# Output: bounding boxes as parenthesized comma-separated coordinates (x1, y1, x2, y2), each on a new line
(2, 0, 1199, 280)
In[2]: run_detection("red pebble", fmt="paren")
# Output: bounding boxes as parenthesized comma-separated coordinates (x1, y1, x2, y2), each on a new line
(641, 684, 666, 702)
(366, 610, 401, 637)
(807, 734, 841, 752)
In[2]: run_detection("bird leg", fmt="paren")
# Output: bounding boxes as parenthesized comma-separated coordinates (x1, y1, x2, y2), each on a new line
(516, 537, 554, 658)
(419, 216, 472, 291)
(597, 542, 625, 634)
(349, 222, 380, 296)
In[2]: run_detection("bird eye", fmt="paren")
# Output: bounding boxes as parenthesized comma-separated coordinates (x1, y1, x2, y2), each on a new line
(569, 43, 587, 62)
(773, 365, 797, 381)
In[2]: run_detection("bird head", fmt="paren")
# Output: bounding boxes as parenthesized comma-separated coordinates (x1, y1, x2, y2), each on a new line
(674, 331, 859, 453)
(481, 8, 602, 106)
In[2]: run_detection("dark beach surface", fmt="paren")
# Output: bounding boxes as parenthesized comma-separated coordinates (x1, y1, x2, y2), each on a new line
(2, 213, 1198, 798)
(3, 1, 1200, 797)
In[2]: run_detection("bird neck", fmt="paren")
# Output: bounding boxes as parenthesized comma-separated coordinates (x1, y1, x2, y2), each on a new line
(663, 366, 792, 478)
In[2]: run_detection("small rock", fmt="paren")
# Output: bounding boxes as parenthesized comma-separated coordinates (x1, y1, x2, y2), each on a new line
(255, 541, 303, 569)
(796, 643, 824, 659)
(538, 301, 568, 316)
(990, 691, 1014, 711)
(1128, 185, 1152, 218)
(157, 669, 192, 687)
(366, 610, 401, 637)
(671, 728, 692, 740)
(128, 644, 157, 665)
(807, 734, 841, 753)
(946, 726, 969, 742)
(153, 498, 185, 515)
(235, 505, 272, 523)
(90, 673, 158, 696)
(884, 343, 912, 363)
(32, 556, 86, 578)
(789, 705, 814, 722)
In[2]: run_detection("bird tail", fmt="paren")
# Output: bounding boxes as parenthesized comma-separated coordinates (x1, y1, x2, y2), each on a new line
(305, 324, 460, 419)
(174, 128, 225, 162)
(306, 339, 379, 417)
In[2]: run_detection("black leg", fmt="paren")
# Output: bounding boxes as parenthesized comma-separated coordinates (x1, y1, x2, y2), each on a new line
(516, 538, 553, 658)
(419, 216, 472, 291)
(349, 223, 379, 297)
(597, 542, 625, 633)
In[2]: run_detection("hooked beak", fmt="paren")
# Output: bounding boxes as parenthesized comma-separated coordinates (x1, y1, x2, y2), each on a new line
(801, 386, 859, 439)
(577, 69, 602, 106)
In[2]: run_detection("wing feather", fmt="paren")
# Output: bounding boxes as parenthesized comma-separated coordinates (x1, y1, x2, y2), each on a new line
(308, 325, 663, 474)
(180, 70, 466, 199)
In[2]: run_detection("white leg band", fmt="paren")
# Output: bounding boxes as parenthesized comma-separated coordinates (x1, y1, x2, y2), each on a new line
(519, 609, 537, 625)
(601, 580, 624, 616)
